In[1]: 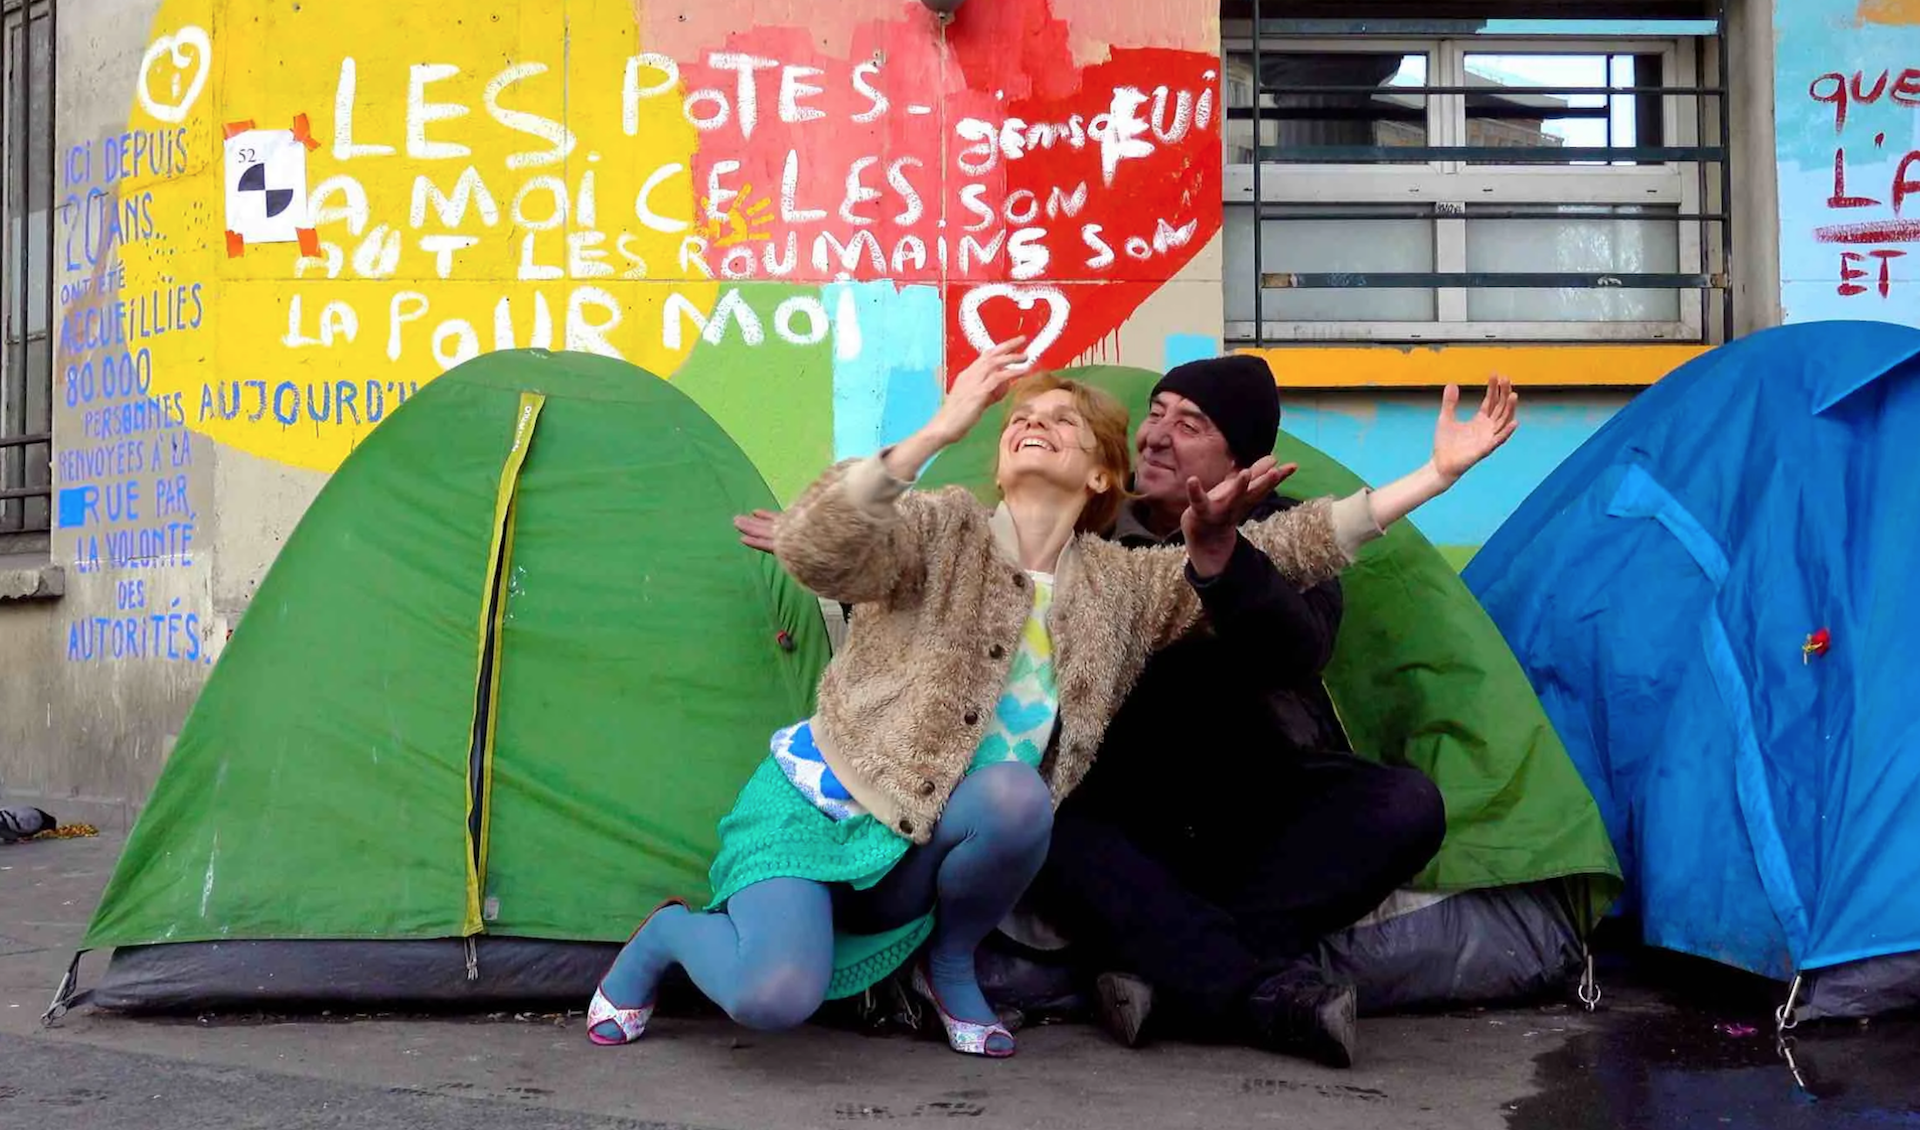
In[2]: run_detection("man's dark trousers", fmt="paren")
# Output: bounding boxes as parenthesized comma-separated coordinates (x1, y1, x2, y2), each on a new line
(1041, 750, 1443, 1032)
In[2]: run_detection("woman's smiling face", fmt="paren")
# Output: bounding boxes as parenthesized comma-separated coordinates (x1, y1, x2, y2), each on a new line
(990, 375, 1134, 534)
(998, 388, 1106, 496)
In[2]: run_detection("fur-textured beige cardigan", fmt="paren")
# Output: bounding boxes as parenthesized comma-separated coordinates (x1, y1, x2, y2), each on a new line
(771, 454, 1381, 843)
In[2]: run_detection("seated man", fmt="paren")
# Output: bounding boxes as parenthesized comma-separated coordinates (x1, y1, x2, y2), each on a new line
(1032, 355, 1446, 1069)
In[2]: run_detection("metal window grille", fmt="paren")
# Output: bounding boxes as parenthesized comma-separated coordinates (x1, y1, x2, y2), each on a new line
(1224, 3, 1731, 346)
(1, 0, 53, 539)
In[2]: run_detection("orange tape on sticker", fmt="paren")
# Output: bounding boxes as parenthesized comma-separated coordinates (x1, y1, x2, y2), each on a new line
(224, 120, 257, 140)
(226, 231, 245, 258)
(290, 113, 321, 151)
(297, 228, 319, 257)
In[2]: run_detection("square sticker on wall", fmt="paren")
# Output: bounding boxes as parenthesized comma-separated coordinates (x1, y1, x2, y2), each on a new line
(223, 128, 310, 246)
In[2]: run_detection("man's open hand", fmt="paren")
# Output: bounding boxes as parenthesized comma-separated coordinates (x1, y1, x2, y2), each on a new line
(1181, 457, 1295, 578)
(1432, 376, 1519, 483)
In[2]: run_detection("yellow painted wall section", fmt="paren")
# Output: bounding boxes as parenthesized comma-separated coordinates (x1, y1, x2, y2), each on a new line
(122, 0, 713, 473)
(1240, 345, 1710, 390)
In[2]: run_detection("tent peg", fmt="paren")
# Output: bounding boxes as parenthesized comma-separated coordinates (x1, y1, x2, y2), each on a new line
(1774, 972, 1803, 1035)
(41, 952, 81, 1026)
(1576, 947, 1601, 1011)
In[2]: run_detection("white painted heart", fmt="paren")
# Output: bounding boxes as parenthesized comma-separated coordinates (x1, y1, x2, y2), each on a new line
(137, 26, 212, 125)
(959, 284, 1070, 365)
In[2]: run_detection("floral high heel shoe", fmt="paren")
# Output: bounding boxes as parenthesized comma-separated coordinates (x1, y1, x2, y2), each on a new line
(910, 963, 1016, 1058)
(586, 896, 689, 1047)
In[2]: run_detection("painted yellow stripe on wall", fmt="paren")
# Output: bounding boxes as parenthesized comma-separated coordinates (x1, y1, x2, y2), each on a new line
(1238, 345, 1710, 389)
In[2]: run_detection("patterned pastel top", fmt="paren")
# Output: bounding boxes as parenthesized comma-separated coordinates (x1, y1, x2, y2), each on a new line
(775, 571, 1058, 819)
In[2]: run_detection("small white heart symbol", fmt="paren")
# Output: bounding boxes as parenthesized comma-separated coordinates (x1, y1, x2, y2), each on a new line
(137, 27, 211, 125)
(958, 284, 1070, 366)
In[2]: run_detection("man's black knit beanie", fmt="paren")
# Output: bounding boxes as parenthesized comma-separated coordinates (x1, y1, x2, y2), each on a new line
(1151, 354, 1281, 468)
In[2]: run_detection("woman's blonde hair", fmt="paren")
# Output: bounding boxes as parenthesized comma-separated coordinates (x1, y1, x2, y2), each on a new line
(993, 372, 1134, 534)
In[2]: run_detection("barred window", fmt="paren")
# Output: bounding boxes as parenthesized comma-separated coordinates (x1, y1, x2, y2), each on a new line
(1222, 10, 1728, 346)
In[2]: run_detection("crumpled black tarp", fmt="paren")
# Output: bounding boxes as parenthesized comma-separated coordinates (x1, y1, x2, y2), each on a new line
(974, 882, 1585, 1022)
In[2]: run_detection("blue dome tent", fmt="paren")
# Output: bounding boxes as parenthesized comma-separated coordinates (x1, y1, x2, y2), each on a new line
(1463, 321, 1920, 1022)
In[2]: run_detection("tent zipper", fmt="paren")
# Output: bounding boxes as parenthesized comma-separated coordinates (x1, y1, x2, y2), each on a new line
(462, 392, 546, 948)
(1320, 677, 1356, 753)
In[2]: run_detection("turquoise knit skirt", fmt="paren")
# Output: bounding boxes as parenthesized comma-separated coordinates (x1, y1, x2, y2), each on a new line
(705, 757, 933, 1000)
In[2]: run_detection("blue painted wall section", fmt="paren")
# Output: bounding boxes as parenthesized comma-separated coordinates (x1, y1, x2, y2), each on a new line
(826, 281, 944, 460)
(1161, 333, 1219, 372)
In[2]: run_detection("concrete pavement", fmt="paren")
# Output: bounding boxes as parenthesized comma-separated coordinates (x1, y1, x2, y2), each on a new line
(4, 830, 1905, 1130)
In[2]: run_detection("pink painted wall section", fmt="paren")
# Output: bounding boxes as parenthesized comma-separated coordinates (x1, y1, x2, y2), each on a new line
(637, 0, 1223, 376)
(636, 0, 1219, 86)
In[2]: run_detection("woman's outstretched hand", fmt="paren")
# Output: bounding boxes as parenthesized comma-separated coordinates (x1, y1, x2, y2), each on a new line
(1433, 375, 1519, 483)
(735, 508, 779, 553)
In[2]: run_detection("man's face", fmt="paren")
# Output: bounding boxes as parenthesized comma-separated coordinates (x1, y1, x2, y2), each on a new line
(1133, 391, 1240, 506)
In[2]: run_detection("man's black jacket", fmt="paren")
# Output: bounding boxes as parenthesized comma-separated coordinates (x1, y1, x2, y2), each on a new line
(1060, 491, 1349, 841)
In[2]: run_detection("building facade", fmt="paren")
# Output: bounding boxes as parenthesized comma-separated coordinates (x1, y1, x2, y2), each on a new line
(1, 0, 1915, 816)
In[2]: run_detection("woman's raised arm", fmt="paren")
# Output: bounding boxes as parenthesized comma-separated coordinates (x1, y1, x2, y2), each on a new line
(770, 339, 1035, 606)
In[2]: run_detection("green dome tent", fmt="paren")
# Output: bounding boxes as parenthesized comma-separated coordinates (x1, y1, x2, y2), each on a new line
(60, 350, 831, 1011)
(922, 364, 1623, 1013)
(55, 352, 1619, 1017)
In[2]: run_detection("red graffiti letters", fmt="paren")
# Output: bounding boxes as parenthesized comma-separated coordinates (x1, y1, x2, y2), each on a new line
(1808, 64, 1920, 300)
(1839, 249, 1908, 296)
(1809, 68, 1920, 133)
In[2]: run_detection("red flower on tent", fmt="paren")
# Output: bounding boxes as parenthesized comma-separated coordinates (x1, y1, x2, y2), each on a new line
(1802, 628, 1831, 664)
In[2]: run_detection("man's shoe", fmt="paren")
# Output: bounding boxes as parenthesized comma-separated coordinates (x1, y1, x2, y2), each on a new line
(1093, 972, 1155, 1048)
(1246, 967, 1357, 1068)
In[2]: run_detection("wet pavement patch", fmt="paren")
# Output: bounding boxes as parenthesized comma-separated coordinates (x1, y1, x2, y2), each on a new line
(1507, 960, 1920, 1130)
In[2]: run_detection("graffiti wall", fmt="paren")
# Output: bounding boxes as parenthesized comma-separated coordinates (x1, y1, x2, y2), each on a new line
(23, 0, 1223, 804)
(93, 0, 1222, 502)
(1776, 0, 1920, 323)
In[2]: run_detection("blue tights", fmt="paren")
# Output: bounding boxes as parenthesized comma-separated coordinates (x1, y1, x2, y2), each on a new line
(593, 762, 1053, 1046)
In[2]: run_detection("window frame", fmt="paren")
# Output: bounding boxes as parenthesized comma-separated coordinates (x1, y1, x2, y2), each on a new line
(0, 0, 54, 550)
(1222, 29, 1715, 345)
